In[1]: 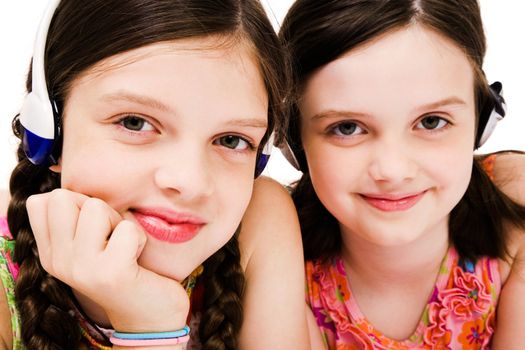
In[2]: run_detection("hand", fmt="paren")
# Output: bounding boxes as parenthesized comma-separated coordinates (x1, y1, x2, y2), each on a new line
(26, 189, 189, 332)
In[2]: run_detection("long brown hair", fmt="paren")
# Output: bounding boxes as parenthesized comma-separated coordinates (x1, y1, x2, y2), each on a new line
(7, 0, 289, 349)
(280, 0, 525, 262)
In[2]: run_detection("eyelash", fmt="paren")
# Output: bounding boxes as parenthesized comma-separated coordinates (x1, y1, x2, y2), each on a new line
(325, 115, 451, 137)
(415, 115, 451, 133)
(214, 134, 257, 152)
(115, 114, 156, 135)
(115, 115, 257, 152)
(326, 121, 366, 137)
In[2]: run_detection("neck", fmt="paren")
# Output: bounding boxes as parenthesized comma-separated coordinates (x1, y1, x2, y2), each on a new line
(340, 219, 449, 291)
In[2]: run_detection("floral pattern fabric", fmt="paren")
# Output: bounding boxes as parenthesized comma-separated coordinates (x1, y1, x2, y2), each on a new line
(0, 216, 23, 350)
(306, 246, 500, 350)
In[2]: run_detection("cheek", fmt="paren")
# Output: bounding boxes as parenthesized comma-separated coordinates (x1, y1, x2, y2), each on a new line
(59, 141, 142, 202)
(218, 171, 254, 219)
(425, 138, 474, 197)
(306, 142, 357, 207)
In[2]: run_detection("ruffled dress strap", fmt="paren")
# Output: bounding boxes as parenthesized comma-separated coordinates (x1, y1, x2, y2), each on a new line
(480, 153, 497, 181)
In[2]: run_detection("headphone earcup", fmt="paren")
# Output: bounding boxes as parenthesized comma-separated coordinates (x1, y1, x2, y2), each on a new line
(254, 132, 275, 178)
(476, 81, 506, 148)
(280, 106, 306, 172)
(19, 92, 60, 165)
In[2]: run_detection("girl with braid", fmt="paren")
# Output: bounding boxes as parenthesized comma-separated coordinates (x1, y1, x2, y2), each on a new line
(279, 0, 525, 348)
(0, 0, 308, 349)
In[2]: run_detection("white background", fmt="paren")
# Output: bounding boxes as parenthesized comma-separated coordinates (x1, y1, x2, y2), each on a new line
(0, 1, 524, 191)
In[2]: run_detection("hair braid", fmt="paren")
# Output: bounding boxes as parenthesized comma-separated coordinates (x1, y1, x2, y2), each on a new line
(7, 122, 81, 350)
(198, 233, 245, 350)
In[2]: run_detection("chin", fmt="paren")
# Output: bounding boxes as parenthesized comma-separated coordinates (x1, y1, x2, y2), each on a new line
(137, 251, 197, 282)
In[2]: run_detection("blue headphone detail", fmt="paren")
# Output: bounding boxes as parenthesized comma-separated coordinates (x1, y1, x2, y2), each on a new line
(19, 0, 274, 177)
(255, 132, 274, 178)
(281, 81, 507, 172)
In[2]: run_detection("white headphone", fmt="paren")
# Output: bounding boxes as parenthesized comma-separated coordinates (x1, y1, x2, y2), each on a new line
(19, 0, 62, 166)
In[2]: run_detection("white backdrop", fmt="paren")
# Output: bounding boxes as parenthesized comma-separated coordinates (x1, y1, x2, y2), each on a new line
(1, 1, 524, 190)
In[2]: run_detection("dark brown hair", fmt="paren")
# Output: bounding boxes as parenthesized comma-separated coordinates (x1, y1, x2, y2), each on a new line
(280, 0, 525, 262)
(7, 0, 288, 349)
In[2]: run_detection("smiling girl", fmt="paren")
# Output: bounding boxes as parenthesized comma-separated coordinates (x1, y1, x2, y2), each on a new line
(280, 0, 525, 348)
(0, 0, 307, 349)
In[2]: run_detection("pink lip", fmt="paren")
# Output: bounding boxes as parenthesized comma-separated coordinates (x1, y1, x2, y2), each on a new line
(360, 191, 426, 212)
(132, 208, 206, 243)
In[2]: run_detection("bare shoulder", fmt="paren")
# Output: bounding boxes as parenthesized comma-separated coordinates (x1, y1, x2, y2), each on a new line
(251, 175, 293, 206)
(0, 189, 9, 217)
(499, 223, 525, 284)
(239, 176, 298, 268)
(491, 152, 525, 204)
(493, 225, 525, 348)
(238, 177, 309, 349)
(0, 278, 13, 350)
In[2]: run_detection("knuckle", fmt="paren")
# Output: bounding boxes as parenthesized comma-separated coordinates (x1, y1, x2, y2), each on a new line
(82, 197, 108, 215)
(47, 188, 72, 207)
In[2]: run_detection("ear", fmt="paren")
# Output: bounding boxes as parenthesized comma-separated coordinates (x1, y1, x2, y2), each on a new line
(49, 160, 61, 173)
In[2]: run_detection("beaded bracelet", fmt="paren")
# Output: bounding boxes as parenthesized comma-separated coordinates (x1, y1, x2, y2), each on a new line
(109, 326, 190, 347)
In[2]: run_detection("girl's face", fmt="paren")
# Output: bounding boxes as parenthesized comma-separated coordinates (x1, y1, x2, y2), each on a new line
(55, 38, 268, 280)
(299, 25, 476, 247)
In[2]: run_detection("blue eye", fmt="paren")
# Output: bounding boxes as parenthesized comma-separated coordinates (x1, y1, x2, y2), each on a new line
(118, 116, 155, 132)
(417, 116, 449, 130)
(216, 135, 252, 150)
(330, 121, 364, 136)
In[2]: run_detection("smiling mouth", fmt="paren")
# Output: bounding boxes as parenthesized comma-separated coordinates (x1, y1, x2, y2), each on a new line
(132, 211, 205, 244)
(359, 191, 426, 212)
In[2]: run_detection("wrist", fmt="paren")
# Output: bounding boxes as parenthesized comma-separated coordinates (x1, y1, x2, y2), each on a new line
(112, 345, 186, 350)
(109, 326, 191, 349)
(108, 309, 187, 334)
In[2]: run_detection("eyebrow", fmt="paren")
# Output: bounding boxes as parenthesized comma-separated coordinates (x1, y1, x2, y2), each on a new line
(224, 118, 268, 129)
(415, 96, 467, 113)
(310, 110, 370, 121)
(310, 96, 467, 121)
(101, 91, 173, 113)
(102, 91, 267, 128)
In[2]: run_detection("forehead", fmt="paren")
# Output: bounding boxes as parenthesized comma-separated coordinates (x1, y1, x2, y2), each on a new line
(75, 35, 261, 83)
(301, 24, 474, 114)
(64, 36, 268, 120)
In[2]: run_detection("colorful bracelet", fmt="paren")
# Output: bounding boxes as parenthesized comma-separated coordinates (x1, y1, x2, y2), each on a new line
(109, 326, 190, 347)
(109, 335, 190, 347)
(112, 326, 190, 340)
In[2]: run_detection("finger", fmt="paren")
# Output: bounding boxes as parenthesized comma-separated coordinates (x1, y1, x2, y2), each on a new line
(75, 197, 122, 256)
(105, 220, 147, 270)
(46, 189, 90, 257)
(26, 193, 53, 271)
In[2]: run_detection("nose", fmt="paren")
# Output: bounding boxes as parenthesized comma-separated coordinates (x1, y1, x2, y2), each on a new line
(154, 143, 213, 201)
(367, 137, 418, 185)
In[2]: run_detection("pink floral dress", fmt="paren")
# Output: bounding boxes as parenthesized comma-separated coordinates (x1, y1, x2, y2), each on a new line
(0, 216, 23, 349)
(306, 246, 500, 349)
